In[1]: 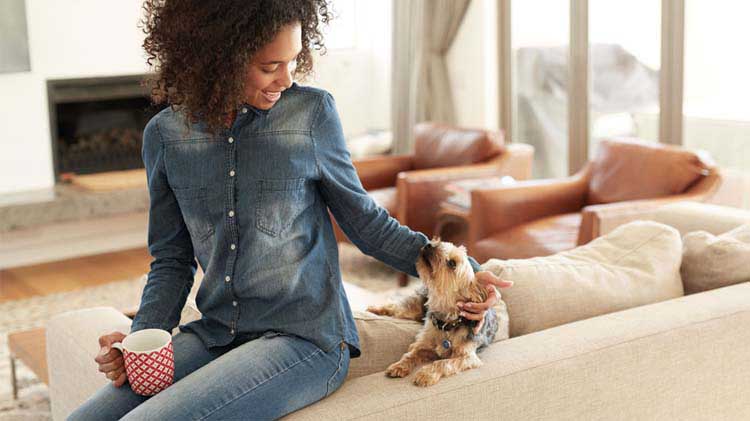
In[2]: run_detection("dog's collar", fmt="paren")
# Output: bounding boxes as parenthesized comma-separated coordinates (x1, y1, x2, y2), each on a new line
(430, 313, 478, 331)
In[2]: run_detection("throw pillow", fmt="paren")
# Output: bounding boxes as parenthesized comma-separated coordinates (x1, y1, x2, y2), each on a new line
(587, 138, 712, 205)
(412, 122, 505, 169)
(681, 223, 750, 294)
(482, 221, 684, 337)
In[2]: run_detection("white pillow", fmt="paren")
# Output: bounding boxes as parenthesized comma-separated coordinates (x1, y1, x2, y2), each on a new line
(681, 223, 750, 294)
(482, 221, 684, 337)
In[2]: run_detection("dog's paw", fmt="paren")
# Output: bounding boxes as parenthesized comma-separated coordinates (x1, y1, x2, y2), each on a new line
(385, 361, 411, 378)
(413, 367, 440, 387)
(366, 305, 393, 316)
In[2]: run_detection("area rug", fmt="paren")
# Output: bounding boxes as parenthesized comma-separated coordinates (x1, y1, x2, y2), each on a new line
(0, 243, 415, 420)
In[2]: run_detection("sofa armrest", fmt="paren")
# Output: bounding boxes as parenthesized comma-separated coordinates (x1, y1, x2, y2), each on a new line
(392, 143, 534, 236)
(285, 282, 750, 420)
(47, 307, 133, 421)
(591, 201, 750, 240)
(394, 167, 508, 237)
(468, 173, 589, 247)
(352, 154, 414, 191)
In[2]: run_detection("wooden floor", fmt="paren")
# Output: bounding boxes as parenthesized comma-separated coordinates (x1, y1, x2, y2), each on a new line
(0, 247, 153, 303)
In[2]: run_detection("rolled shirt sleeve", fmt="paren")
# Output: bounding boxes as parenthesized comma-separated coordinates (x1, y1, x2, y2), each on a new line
(312, 93, 485, 278)
(312, 93, 429, 277)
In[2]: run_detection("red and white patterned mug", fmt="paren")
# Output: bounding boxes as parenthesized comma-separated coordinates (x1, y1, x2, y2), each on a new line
(111, 329, 175, 396)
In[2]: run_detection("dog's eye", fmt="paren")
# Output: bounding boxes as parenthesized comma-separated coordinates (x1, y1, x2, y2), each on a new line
(447, 259, 456, 269)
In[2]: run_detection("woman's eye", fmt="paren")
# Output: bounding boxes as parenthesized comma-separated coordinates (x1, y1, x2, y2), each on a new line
(261, 67, 276, 74)
(447, 259, 456, 269)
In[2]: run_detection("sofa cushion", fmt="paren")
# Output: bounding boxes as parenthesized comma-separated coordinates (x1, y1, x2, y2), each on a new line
(482, 221, 684, 337)
(412, 122, 505, 170)
(649, 201, 750, 237)
(472, 212, 581, 262)
(681, 223, 750, 294)
(587, 138, 712, 205)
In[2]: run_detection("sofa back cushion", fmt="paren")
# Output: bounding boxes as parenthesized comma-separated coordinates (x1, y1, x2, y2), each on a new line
(482, 221, 684, 337)
(587, 138, 712, 205)
(681, 223, 750, 295)
(412, 122, 505, 170)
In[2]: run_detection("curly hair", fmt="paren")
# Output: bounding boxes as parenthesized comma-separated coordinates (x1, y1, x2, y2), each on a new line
(139, 0, 332, 135)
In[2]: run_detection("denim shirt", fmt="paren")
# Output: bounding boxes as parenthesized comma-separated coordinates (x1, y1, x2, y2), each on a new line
(130, 82, 482, 358)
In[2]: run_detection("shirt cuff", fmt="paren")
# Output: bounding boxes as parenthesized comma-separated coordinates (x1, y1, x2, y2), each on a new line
(468, 256, 482, 273)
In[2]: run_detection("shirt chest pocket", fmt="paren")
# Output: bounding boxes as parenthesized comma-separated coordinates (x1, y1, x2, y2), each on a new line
(172, 186, 215, 242)
(255, 178, 316, 237)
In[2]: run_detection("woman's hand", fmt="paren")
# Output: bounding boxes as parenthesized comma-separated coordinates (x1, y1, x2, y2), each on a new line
(94, 331, 128, 387)
(457, 271, 514, 334)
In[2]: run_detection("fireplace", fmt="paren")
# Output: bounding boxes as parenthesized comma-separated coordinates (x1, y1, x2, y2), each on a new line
(47, 74, 167, 179)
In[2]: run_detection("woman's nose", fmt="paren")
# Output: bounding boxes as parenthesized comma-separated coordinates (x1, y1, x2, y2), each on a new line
(279, 68, 293, 89)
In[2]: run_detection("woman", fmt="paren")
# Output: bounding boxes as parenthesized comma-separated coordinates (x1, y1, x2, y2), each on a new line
(70, 1, 510, 419)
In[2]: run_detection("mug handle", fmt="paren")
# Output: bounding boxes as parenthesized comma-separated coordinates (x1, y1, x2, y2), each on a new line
(111, 342, 124, 352)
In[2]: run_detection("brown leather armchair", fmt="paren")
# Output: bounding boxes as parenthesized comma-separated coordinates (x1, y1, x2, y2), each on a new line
(468, 138, 723, 263)
(330, 121, 534, 243)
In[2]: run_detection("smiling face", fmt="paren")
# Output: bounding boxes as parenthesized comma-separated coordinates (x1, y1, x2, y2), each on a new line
(243, 22, 302, 110)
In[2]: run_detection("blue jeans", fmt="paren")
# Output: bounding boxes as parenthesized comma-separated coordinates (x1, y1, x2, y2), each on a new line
(68, 330, 350, 420)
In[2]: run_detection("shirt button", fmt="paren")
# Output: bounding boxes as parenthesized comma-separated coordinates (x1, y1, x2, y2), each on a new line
(230, 244, 236, 250)
(232, 301, 238, 307)
(229, 170, 235, 177)
(228, 137, 234, 144)
(241, 107, 248, 114)
(228, 210, 235, 217)
(225, 276, 231, 282)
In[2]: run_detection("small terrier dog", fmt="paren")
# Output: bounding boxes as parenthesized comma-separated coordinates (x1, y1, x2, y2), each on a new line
(366, 239, 499, 387)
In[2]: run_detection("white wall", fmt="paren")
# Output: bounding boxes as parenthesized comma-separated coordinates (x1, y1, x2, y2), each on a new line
(0, 0, 149, 195)
(0, 0, 391, 196)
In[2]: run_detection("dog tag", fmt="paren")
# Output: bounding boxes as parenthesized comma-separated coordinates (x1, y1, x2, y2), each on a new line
(442, 339, 451, 349)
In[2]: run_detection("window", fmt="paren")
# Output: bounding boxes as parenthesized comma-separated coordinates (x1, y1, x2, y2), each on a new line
(589, 0, 661, 156)
(683, 0, 750, 171)
(511, 0, 570, 178)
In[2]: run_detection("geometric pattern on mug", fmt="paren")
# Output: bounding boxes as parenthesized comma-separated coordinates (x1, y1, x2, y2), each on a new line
(123, 343, 175, 396)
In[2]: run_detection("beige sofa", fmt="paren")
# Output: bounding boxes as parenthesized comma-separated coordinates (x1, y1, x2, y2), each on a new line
(46, 202, 750, 420)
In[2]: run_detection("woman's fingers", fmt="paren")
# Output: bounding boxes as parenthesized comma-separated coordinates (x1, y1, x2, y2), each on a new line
(476, 271, 514, 288)
(458, 286, 498, 314)
(458, 309, 486, 334)
(113, 372, 127, 388)
(106, 365, 125, 381)
(460, 300, 490, 314)
(459, 309, 484, 321)
(94, 347, 122, 365)
(473, 317, 485, 335)
(98, 355, 124, 373)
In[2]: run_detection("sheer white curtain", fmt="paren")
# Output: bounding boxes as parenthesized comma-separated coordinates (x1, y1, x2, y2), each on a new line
(391, 0, 472, 154)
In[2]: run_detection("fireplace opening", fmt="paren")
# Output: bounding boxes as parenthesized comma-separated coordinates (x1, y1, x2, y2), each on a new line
(48, 74, 167, 179)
